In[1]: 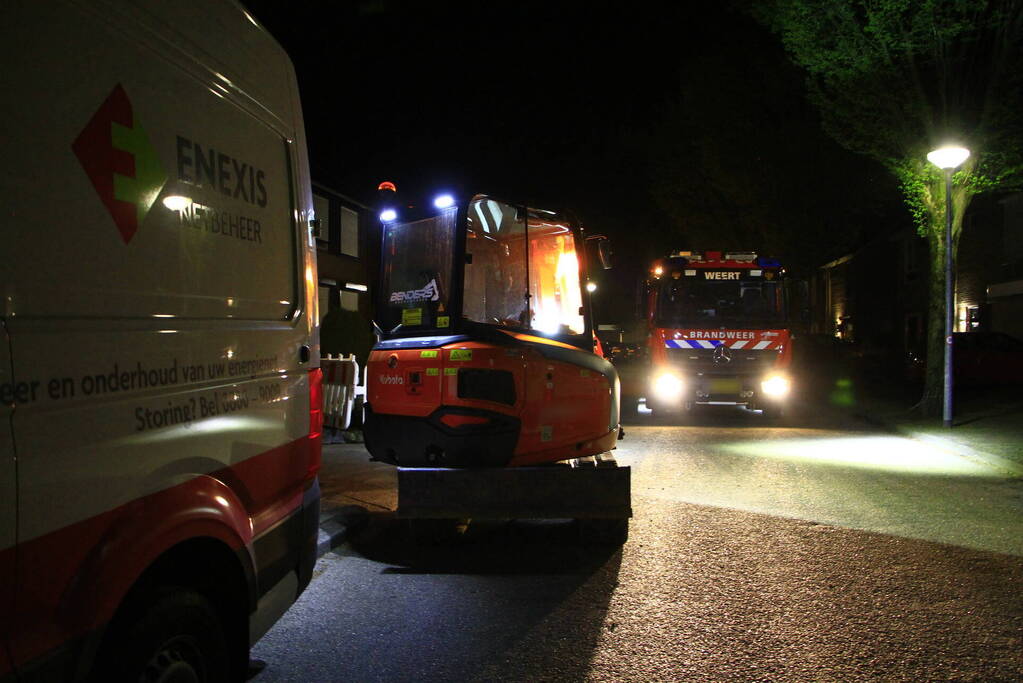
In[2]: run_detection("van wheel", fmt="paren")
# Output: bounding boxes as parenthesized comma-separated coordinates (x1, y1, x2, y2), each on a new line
(98, 588, 232, 683)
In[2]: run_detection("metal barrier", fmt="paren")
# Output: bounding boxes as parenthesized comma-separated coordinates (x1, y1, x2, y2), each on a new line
(321, 354, 364, 431)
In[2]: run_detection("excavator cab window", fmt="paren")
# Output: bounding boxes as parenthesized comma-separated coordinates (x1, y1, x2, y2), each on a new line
(464, 196, 587, 340)
(378, 208, 458, 333)
(527, 215, 585, 336)
(464, 198, 528, 327)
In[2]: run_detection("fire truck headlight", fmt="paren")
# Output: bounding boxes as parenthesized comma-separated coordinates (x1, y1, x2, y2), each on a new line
(761, 374, 791, 398)
(652, 372, 685, 402)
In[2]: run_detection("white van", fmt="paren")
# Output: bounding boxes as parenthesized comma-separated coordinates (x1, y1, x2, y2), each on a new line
(0, 1, 321, 680)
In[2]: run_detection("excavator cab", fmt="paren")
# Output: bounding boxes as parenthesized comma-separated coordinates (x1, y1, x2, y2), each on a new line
(364, 193, 620, 467)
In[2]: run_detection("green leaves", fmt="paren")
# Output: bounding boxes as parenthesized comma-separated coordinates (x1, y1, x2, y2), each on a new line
(753, 0, 1022, 237)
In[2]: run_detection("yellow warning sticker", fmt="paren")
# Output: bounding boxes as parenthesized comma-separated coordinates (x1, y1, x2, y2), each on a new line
(437, 315, 450, 328)
(449, 349, 472, 361)
(420, 350, 439, 358)
(444, 367, 458, 376)
(402, 308, 422, 326)
(426, 367, 440, 376)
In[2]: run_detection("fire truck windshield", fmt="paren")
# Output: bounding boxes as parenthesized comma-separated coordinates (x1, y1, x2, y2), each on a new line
(654, 276, 785, 329)
(378, 209, 457, 333)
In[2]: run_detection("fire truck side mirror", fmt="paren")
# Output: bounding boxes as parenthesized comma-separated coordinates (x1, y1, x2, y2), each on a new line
(596, 240, 613, 270)
(585, 234, 613, 270)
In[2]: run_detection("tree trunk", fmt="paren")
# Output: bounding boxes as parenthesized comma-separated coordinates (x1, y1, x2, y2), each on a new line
(918, 228, 947, 418)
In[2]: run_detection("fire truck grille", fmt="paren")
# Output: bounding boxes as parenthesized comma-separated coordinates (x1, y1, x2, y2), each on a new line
(666, 347, 779, 375)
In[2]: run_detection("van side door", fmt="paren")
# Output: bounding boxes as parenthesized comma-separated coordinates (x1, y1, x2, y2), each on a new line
(0, 323, 15, 679)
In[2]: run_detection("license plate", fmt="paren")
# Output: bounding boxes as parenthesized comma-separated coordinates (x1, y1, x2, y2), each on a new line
(708, 378, 740, 394)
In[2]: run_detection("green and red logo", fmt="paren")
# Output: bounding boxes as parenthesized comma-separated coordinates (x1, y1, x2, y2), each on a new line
(72, 84, 167, 244)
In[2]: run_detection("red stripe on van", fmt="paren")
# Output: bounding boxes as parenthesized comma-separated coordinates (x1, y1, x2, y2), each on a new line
(10, 434, 318, 669)
(308, 368, 323, 476)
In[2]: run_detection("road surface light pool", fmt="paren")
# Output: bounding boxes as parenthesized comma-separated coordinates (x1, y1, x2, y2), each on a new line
(721, 435, 997, 477)
(433, 194, 455, 209)
(761, 374, 791, 397)
(652, 372, 684, 402)
(379, 208, 397, 223)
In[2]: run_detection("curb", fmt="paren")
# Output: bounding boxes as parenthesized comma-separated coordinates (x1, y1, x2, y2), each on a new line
(316, 504, 374, 558)
(316, 513, 352, 558)
(909, 431, 1023, 478)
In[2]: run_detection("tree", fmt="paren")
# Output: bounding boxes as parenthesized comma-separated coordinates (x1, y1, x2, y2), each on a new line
(642, 25, 903, 276)
(752, 0, 1023, 416)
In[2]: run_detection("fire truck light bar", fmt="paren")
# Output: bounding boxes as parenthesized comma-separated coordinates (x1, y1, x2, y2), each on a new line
(666, 251, 778, 267)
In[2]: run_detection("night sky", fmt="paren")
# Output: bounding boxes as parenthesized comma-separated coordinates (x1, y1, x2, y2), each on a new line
(243, 0, 904, 320)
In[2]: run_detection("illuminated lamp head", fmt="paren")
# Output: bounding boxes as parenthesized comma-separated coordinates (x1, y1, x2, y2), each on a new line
(434, 194, 455, 209)
(378, 181, 397, 192)
(379, 208, 398, 223)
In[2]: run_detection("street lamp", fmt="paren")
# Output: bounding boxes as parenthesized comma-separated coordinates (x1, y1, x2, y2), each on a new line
(926, 145, 970, 428)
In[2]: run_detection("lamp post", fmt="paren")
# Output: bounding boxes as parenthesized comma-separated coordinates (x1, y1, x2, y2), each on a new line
(926, 145, 970, 428)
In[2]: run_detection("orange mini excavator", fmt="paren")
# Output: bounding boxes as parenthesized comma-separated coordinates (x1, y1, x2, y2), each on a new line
(363, 192, 621, 468)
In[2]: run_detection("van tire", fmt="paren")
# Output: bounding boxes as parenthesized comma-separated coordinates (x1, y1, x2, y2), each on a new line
(97, 588, 233, 683)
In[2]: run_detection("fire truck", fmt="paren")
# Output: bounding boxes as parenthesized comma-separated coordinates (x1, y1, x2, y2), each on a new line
(636, 251, 794, 418)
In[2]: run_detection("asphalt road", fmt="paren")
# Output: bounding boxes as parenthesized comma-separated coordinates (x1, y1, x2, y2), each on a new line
(252, 405, 1023, 682)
